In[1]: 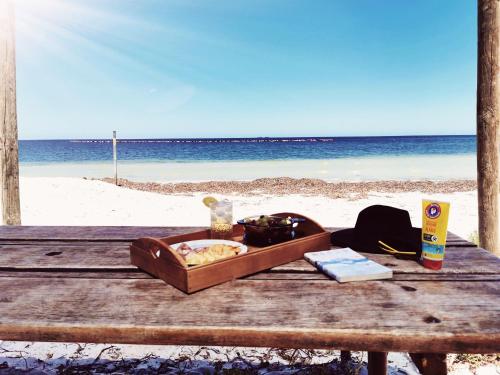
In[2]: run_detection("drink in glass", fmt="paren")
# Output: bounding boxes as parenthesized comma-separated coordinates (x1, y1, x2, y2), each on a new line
(210, 200, 233, 239)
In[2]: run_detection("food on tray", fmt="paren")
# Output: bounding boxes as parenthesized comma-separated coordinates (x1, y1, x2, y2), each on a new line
(176, 242, 241, 266)
(241, 215, 293, 227)
(237, 215, 306, 246)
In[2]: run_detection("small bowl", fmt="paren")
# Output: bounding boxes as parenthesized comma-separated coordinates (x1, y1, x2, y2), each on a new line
(237, 215, 305, 246)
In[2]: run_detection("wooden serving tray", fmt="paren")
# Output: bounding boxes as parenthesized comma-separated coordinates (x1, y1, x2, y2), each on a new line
(130, 212, 331, 293)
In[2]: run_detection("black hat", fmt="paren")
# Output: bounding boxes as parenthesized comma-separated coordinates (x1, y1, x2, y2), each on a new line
(331, 205, 421, 259)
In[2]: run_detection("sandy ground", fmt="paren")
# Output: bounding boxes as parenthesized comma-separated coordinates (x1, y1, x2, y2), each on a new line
(1, 177, 497, 374)
(21, 177, 478, 239)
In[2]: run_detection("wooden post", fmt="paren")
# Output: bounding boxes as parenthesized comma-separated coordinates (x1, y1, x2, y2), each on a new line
(0, 0, 21, 225)
(410, 353, 447, 375)
(340, 350, 351, 365)
(477, 0, 499, 256)
(113, 131, 118, 185)
(367, 351, 387, 375)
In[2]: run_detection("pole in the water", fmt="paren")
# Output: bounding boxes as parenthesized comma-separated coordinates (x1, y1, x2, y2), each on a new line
(113, 131, 117, 185)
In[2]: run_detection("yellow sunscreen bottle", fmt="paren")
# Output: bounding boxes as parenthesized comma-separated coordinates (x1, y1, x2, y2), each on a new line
(421, 200, 450, 270)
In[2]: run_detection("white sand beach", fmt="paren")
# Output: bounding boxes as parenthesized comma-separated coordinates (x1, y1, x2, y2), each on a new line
(2, 176, 497, 374)
(20, 177, 478, 239)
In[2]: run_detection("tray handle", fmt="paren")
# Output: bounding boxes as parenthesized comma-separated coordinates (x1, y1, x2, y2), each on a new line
(271, 212, 326, 234)
(133, 237, 187, 268)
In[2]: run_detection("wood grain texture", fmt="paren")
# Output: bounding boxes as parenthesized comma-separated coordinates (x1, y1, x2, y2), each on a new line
(0, 270, 152, 279)
(477, 0, 500, 256)
(246, 273, 500, 282)
(0, 0, 20, 225)
(0, 226, 496, 355)
(1, 270, 499, 282)
(0, 226, 200, 241)
(0, 226, 476, 246)
(131, 216, 332, 293)
(0, 277, 498, 353)
(1, 243, 497, 276)
(270, 246, 500, 275)
(0, 243, 132, 269)
(0, 251, 482, 276)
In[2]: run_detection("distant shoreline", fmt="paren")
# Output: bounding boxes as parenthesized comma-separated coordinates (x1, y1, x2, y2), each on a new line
(19, 134, 476, 142)
(100, 177, 477, 199)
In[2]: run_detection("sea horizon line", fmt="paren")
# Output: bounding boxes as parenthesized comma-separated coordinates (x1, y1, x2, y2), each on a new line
(18, 134, 476, 143)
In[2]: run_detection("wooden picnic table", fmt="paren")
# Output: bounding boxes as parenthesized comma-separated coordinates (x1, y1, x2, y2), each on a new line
(0, 226, 499, 375)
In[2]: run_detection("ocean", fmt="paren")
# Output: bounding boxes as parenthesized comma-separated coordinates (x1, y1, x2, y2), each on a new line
(20, 135, 475, 162)
(19, 135, 477, 182)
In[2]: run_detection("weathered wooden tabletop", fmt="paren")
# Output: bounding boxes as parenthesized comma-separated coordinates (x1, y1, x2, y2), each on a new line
(0, 226, 499, 357)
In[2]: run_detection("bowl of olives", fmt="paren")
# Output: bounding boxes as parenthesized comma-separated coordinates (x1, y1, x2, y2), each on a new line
(237, 215, 305, 246)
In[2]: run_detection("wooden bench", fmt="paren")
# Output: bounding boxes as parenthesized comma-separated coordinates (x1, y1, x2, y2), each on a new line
(0, 226, 499, 374)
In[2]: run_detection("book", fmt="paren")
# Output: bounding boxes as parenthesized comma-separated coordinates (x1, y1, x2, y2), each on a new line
(304, 247, 393, 283)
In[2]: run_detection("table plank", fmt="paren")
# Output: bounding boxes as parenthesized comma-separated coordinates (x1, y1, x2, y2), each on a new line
(445, 232, 476, 245)
(0, 226, 477, 247)
(273, 248, 500, 275)
(0, 270, 151, 279)
(0, 277, 498, 353)
(0, 270, 499, 282)
(246, 273, 500, 282)
(0, 243, 132, 269)
(1, 242, 496, 275)
(0, 226, 199, 241)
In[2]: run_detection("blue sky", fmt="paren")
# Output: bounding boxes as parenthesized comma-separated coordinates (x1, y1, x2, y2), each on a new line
(15, 0, 476, 139)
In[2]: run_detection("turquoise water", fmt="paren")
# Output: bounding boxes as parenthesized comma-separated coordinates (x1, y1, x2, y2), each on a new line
(19, 135, 476, 181)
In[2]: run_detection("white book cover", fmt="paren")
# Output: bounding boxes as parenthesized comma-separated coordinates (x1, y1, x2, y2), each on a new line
(304, 248, 393, 283)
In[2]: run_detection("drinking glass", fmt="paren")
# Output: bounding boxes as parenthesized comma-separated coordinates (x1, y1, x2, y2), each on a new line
(210, 200, 233, 239)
